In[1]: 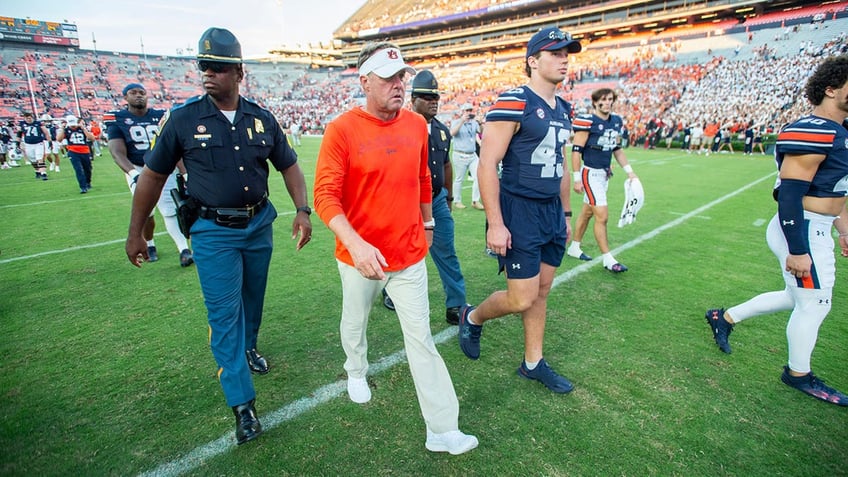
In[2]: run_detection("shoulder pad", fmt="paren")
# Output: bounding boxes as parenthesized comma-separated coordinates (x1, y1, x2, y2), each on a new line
(102, 110, 120, 125)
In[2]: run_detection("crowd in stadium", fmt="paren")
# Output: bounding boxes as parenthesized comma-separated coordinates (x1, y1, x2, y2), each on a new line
(0, 8, 846, 156)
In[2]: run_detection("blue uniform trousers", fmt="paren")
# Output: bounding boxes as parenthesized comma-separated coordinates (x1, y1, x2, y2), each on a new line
(430, 188, 466, 309)
(67, 151, 92, 191)
(191, 202, 276, 407)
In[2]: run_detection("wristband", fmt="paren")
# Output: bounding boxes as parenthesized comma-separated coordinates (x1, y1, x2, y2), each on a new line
(564, 211, 572, 217)
(571, 144, 584, 153)
(127, 169, 140, 183)
(573, 171, 581, 182)
(623, 164, 633, 173)
(423, 219, 435, 228)
(777, 178, 811, 255)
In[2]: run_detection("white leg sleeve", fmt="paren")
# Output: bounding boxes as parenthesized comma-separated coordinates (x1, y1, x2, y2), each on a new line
(162, 214, 189, 251)
(727, 288, 794, 323)
(786, 287, 831, 374)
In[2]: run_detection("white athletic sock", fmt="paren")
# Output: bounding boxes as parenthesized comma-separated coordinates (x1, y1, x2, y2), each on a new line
(163, 214, 189, 251)
(146, 239, 156, 247)
(567, 241, 582, 254)
(602, 253, 616, 268)
(467, 309, 480, 326)
(727, 289, 794, 323)
(524, 360, 539, 370)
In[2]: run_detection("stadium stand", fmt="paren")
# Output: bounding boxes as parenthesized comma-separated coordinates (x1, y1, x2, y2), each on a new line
(0, 0, 845, 140)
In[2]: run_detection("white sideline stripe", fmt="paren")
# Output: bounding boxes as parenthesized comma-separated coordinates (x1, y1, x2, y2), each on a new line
(0, 214, 300, 265)
(137, 172, 775, 477)
(0, 192, 126, 209)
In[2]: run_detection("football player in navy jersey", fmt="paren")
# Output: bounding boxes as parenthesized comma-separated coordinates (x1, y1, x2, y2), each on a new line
(106, 83, 192, 266)
(19, 112, 50, 180)
(456, 27, 578, 394)
(567, 88, 638, 272)
(705, 55, 848, 406)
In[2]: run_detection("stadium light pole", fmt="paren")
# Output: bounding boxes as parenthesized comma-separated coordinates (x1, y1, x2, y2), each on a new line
(92, 32, 97, 56)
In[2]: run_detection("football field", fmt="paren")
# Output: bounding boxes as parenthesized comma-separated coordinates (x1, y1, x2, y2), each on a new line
(1, 137, 846, 476)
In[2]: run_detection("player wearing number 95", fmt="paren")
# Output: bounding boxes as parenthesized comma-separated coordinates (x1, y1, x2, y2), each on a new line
(457, 27, 577, 394)
(106, 83, 193, 267)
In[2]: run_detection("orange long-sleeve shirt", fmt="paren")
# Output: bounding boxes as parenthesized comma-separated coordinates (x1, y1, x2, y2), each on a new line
(314, 107, 432, 271)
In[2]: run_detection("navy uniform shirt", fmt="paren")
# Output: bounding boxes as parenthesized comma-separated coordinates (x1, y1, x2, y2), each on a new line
(775, 115, 848, 198)
(486, 86, 573, 200)
(145, 95, 297, 208)
(427, 117, 451, 195)
(572, 112, 624, 170)
(104, 107, 166, 166)
(19, 120, 47, 144)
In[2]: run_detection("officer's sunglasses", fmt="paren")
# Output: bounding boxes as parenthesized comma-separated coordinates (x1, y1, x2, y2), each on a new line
(416, 94, 440, 101)
(198, 61, 235, 73)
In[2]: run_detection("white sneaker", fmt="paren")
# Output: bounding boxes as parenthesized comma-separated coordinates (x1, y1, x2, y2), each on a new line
(55, 166, 60, 172)
(49, 163, 55, 171)
(1, 163, 9, 169)
(425, 428, 479, 455)
(347, 376, 371, 403)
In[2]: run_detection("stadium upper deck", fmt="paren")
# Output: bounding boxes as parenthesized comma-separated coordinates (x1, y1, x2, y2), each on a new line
(325, 0, 836, 66)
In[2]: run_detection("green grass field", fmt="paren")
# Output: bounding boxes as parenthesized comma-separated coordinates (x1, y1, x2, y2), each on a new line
(1, 138, 846, 476)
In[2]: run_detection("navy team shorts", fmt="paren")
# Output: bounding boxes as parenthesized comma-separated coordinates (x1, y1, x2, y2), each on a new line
(497, 192, 566, 279)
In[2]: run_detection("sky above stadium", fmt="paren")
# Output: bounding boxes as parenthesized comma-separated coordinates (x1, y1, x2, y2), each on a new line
(4, 0, 367, 58)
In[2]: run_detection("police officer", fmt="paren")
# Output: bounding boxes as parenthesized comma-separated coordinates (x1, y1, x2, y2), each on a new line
(125, 27, 313, 445)
(385, 70, 469, 325)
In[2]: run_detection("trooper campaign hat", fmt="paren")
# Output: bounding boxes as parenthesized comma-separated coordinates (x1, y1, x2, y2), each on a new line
(197, 27, 243, 63)
(411, 70, 440, 96)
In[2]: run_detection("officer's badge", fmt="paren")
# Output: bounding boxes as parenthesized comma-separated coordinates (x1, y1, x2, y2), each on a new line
(204, 40, 211, 52)
(254, 118, 264, 133)
(197, 125, 206, 133)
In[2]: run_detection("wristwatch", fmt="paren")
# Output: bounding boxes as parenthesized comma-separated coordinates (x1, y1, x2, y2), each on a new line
(296, 206, 312, 215)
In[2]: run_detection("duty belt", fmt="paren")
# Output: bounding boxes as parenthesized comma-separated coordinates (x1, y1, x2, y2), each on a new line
(199, 195, 268, 229)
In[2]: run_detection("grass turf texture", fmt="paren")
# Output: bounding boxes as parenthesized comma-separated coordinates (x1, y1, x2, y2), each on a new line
(1, 139, 846, 476)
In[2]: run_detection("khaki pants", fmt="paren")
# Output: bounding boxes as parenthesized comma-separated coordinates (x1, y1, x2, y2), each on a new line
(337, 258, 460, 433)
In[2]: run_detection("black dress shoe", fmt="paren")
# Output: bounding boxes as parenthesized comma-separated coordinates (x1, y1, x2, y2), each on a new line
(232, 399, 263, 445)
(246, 349, 269, 374)
(382, 288, 395, 311)
(445, 306, 461, 326)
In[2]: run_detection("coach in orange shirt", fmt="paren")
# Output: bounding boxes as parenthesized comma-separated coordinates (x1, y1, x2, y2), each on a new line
(313, 41, 477, 455)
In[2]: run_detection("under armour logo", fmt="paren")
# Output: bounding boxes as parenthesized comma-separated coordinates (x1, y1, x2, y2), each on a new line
(782, 220, 795, 226)
(512, 263, 521, 269)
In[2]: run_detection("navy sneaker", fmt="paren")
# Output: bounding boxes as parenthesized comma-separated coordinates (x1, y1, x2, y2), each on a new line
(457, 304, 482, 360)
(180, 249, 194, 267)
(382, 288, 395, 311)
(604, 262, 628, 273)
(147, 245, 158, 262)
(780, 366, 848, 406)
(705, 308, 733, 354)
(517, 358, 573, 393)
